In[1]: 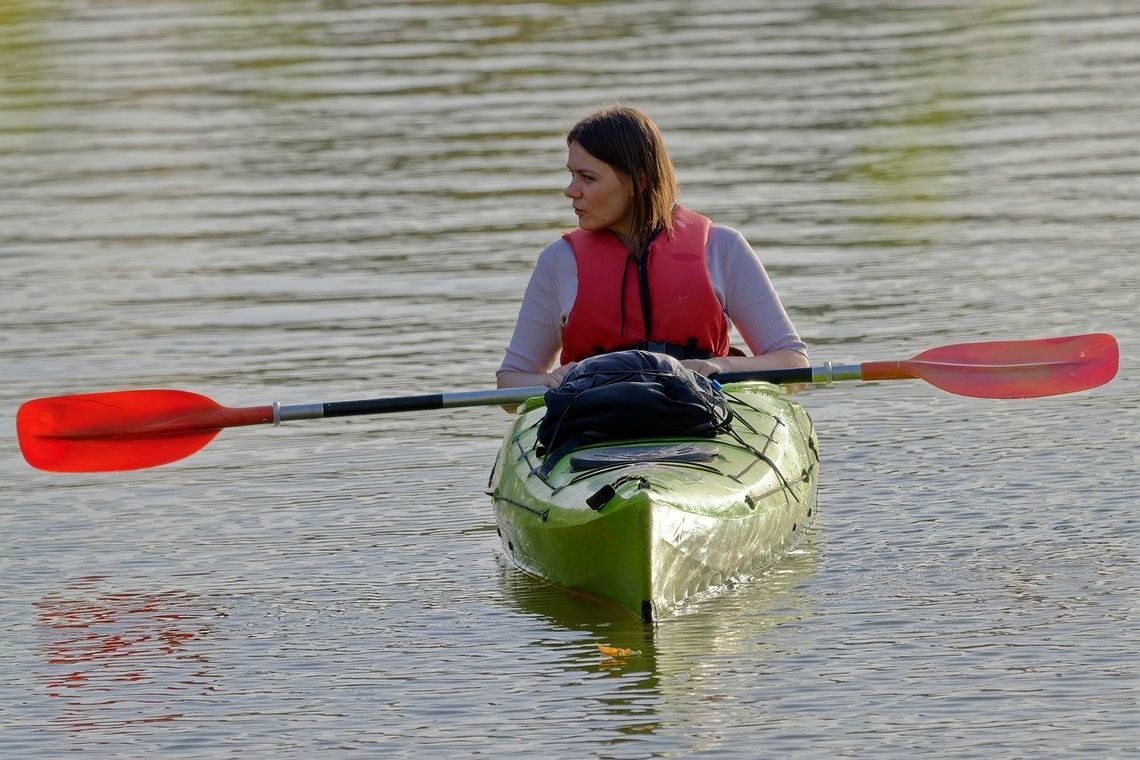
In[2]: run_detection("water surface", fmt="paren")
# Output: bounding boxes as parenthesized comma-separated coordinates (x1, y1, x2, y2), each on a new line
(1, 1, 1136, 756)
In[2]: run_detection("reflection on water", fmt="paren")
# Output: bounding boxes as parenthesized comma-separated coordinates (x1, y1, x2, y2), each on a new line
(496, 527, 825, 749)
(34, 578, 220, 733)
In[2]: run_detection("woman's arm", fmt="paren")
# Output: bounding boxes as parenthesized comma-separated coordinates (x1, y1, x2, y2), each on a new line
(495, 241, 577, 404)
(693, 226, 809, 383)
(496, 362, 579, 390)
(681, 348, 809, 378)
(708, 227, 807, 351)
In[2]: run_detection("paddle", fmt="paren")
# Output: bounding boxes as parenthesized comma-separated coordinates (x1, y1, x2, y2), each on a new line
(17, 333, 1118, 473)
(714, 332, 1119, 398)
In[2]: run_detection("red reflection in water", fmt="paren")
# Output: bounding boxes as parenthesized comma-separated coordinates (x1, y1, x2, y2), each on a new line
(35, 577, 220, 731)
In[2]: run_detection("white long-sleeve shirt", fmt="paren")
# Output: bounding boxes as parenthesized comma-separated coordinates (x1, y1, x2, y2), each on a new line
(497, 224, 807, 377)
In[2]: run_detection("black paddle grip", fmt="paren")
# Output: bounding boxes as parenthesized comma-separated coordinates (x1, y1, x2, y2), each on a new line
(712, 367, 814, 385)
(322, 394, 445, 417)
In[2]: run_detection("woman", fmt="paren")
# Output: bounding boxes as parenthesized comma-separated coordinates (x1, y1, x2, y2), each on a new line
(497, 106, 808, 391)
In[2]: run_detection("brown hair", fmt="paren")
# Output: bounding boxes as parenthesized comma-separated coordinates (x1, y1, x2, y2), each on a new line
(567, 106, 679, 251)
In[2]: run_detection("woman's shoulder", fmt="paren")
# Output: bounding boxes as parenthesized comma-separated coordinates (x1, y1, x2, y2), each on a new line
(706, 223, 754, 258)
(534, 236, 576, 273)
(537, 235, 575, 259)
(525, 236, 577, 289)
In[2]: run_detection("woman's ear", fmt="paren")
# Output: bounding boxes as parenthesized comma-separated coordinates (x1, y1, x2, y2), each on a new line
(622, 171, 639, 196)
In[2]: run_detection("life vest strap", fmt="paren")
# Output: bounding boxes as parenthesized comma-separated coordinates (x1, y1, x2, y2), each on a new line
(589, 339, 714, 361)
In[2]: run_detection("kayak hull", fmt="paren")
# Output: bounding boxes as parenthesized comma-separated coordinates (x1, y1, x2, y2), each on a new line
(489, 381, 819, 622)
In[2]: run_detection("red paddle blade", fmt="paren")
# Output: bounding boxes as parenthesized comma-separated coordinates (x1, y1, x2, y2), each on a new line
(17, 389, 271, 472)
(865, 333, 1119, 398)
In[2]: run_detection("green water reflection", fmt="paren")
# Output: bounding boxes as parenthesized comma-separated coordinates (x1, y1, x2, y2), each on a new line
(496, 528, 824, 746)
(842, 2, 1035, 236)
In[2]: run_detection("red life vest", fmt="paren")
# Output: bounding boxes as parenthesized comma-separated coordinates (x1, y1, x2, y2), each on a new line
(560, 205, 730, 364)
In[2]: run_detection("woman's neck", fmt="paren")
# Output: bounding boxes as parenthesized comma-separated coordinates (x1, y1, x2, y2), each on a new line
(621, 225, 662, 256)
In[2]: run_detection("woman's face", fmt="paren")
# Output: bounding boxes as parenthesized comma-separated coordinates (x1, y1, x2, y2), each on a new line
(564, 141, 635, 240)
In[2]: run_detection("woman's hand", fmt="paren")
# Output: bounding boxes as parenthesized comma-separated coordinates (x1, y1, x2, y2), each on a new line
(681, 350, 810, 392)
(495, 363, 579, 412)
(546, 361, 578, 387)
(683, 350, 808, 377)
(496, 363, 576, 390)
(679, 358, 724, 377)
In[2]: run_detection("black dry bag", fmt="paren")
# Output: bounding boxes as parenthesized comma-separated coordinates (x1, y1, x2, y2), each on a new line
(535, 350, 733, 474)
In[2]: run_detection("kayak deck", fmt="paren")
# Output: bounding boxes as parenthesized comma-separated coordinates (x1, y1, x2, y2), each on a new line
(489, 381, 819, 622)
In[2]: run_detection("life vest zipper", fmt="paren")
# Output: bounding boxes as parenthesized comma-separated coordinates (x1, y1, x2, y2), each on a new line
(636, 243, 652, 339)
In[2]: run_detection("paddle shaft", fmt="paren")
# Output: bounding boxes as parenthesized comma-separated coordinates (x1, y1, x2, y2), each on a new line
(286, 363, 886, 422)
(714, 363, 866, 385)
(278, 386, 547, 422)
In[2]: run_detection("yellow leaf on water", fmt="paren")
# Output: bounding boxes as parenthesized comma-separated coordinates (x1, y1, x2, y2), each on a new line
(596, 643, 638, 657)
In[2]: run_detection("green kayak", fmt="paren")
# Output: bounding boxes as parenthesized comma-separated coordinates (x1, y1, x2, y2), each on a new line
(489, 380, 819, 623)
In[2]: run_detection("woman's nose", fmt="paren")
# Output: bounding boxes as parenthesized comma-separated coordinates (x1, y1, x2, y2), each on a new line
(564, 181, 579, 198)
